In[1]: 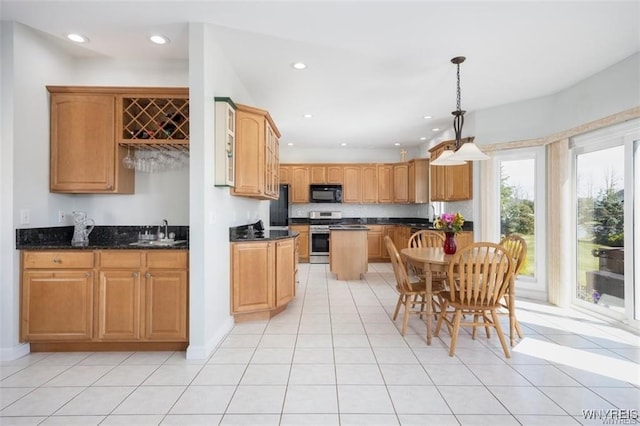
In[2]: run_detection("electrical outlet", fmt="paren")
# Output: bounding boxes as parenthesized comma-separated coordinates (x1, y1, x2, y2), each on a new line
(58, 210, 65, 223)
(20, 209, 30, 225)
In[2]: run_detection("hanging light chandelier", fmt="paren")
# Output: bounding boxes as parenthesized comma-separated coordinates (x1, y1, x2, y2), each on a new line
(431, 56, 489, 166)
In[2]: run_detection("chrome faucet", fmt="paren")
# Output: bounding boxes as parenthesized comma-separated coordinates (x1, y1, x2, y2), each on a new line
(161, 219, 168, 240)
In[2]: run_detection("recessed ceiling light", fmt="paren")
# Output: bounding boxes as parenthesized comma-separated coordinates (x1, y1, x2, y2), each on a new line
(291, 62, 307, 70)
(303, 114, 313, 118)
(150, 35, 170, 45)
(423, 115, 432, 119)
(394, 143, 401, 146)
(66, 33, 88, 43)
(419, 136, 427, 141)
(341, 143, 347, 146)
(432, 128, 440, 132)
(287, 142, 294, 146)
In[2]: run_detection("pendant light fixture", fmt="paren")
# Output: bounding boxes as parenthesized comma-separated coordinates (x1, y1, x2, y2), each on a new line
(431, 56, 489, 166)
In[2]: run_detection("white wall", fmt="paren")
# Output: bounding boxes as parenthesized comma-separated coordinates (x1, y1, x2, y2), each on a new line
(0, 22, 26, 359)
(186, 23, 270, 359)
(469, 52, 640, 146)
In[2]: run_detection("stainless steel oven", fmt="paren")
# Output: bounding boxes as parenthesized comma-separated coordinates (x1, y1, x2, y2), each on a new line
(308, 211, 342, 264)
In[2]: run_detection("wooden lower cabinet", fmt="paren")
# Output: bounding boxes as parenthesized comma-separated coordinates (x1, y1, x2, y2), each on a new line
(367, 225, 385, 262)
(21, 251, 95, 341)
(290, 225, 309, 262)
(21, 270, 94, 341)
(20, 249, 188, 349)
(394, 225, 411, 251)
(452, 231, 474, 250)
(97, 269, 141, 340)
(145, 269, 188, 341)
(275, 238, 295, 307)
(231, 237, 296, 321)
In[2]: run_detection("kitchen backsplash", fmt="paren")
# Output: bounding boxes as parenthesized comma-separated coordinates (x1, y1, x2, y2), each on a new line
(290, 203, 423, 219)
(288, 201, 472, 222)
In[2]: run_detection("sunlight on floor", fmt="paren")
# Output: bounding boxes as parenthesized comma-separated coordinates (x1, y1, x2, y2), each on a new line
(514, 337, 640, 385)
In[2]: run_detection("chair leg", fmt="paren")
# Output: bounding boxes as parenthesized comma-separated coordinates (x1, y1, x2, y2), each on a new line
(401, 297, 411, 336)
(514, 317, 523, 338)
(491, 309, 511, 358)
(449, 310, 463, 357)
(434, 299, 449, 336)
(419, 294, 426, 319)
(392, 295, 402, 320)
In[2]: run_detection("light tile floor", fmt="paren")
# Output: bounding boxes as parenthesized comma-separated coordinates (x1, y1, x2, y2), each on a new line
(1, 263, 639, 425)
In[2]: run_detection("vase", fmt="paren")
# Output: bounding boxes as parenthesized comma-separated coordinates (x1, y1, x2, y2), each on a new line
(443, 231, 457, 254)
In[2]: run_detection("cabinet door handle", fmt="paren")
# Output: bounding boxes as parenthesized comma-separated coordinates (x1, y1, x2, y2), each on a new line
(145, 272, 151, 278)
(84, 272, 91, 278)
(52, 258, 61, 263)
(132, 272, 139, 278)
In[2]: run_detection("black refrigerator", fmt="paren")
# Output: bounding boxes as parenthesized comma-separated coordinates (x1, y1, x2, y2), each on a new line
(269, 184, 289, 228)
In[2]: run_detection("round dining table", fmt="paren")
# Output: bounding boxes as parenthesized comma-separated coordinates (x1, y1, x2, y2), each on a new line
(400, 246, 454, 345)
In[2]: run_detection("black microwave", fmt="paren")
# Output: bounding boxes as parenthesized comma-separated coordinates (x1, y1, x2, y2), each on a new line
(309, 184, 343, 203)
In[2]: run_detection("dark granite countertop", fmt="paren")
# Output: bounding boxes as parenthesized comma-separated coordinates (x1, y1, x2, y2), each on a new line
(229, 225, 299, 242)
(288, 217, 474, 232)
(329, 225, 370, 231)
(16, 225, 189, 250)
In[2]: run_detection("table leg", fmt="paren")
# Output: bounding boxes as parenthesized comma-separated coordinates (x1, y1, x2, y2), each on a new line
(425, 268, 433, 345)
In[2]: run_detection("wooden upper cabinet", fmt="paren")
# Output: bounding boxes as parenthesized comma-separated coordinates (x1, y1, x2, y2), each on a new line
(377, 164, 393, 203)
(327, 166, 343, 184)
(310, 166, 327, 184)
(429, 140, 473, 201)
(279, 166, 291, 184)
(49, 91, 134, 194)
(342, 165, 362, 203)
(393, 163, 409, 203)
(290, 166, 310, 203)
(48, 86, 190, 194)
(361, 165, 378, 203)
(232, 103, 281, 200)
(310, 165, 343, 184)
(408, 158, 429, 203)
(264, 121, 280, 198)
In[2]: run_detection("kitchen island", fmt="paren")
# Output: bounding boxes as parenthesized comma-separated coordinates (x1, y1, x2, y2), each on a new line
(329, 225, 369, 280)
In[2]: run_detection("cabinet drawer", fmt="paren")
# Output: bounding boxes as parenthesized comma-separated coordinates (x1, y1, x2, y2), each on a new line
(23, 251, 94, 269)
(98, 251, 144, 268)
(147, 250, 188, 269)
(367, 225, 384, 232)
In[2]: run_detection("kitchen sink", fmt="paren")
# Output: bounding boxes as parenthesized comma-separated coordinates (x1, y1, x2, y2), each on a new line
(129, 240, 187, 247)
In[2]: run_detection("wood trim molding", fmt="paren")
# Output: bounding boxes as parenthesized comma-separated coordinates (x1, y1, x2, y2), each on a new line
(547, 138, 573, 306)
(481, 106, 640, 152)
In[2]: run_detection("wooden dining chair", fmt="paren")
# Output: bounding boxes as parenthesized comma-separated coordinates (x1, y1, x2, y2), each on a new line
(408, 230, 445, 248)
(499, 234, 528, 346)
(407, 230, 446, 278)
(434, 242, 515, 358)
(385, 236, 445, 336)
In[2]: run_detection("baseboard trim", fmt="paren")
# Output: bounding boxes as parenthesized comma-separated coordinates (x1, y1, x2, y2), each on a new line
(0, 342, 30, 361)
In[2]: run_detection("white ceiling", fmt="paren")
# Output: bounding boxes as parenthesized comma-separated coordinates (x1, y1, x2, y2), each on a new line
(2, 1, 639, 149)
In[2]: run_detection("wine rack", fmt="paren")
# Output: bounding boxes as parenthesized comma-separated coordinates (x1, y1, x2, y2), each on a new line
(121, 96, 189, 149)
